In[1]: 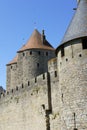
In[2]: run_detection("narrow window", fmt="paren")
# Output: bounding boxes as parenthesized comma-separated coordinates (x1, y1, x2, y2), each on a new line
(73, 113, 78, 130)
(28, 81, 30, 86)
(30, 51, 32, 55)
(43, 74, 45, 79)
(16, 86, 18, 91)
(12, 89, 13, 93)
(66, 58, 68, 62)
(38, 51, 41, 55)
(41, 104, 45, 110)
(54, 71, 57, 77)
(46, 52, 48, 56)
(61, 45, 65, 57)
(82, 38, 87, 49)
(37, 63, 39, 67)
(35, 77, 37, 83)
(23, 52, 25, 56)
(11, 66, 13, 69)
(79, 54, 82, 57)
(62, 93, 63, 102)
(22, 84, 24, 88)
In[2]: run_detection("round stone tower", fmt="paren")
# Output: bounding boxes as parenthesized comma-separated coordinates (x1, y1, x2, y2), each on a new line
(56, 0, 87, 129)
(7, 29, 55, 88)
(17, 29, 55, 85)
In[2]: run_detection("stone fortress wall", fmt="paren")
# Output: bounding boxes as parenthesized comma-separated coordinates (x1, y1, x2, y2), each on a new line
(2, 38, 87, 130)
(1, 0, 87, 130)
(0, 65, 59, 130)
(57, 39, 87, 129)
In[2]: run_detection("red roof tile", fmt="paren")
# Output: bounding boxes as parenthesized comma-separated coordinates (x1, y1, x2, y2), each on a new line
(18, 29, 55, 52)
(7, 29, 55, 65)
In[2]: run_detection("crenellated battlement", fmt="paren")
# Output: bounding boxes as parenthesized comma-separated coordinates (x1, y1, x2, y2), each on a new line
(0, 71, 58, 102)
(57, 39, 87, 71)
(56, 39, 87, 129)
(1, 0, 87, 129)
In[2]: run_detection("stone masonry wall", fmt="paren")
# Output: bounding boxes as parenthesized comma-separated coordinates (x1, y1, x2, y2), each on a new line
(6, 63, 17, 91)
(48, 58, 57, 72)
(0, 71, 59, 130)
(47, 58, 60, 130)
(6, 65, 11, 91)
(17, 49, 55, 86)
(57, 39, 87, 130)
(17, 52, 23, 86)
(10, 63, 17, 89)
(49, 71, 60, 130)
(0, 73, 48, 130)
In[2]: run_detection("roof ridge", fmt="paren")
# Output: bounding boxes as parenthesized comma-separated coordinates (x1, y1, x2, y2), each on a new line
(18, 29, 55, 52)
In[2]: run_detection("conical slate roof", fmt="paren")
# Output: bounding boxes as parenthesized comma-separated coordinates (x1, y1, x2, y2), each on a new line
(61, 0, 87, 44)
(18, 29, 54, 52)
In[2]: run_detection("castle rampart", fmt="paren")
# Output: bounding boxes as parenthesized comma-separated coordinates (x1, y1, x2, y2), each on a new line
(57, 39, 87, 129)
(1, 0, 87, 130)
(0, 71, 59, 130)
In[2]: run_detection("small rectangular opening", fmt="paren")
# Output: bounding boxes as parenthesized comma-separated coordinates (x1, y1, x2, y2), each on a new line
(82, 38, 87, 49)
(28, 81, 30, 86)
(54, 71, 57, 77)
(35, 77, 37, 83)
(37, 63, 39, 68)
(43, 74, 45, 79)
(38, 51, 41, 55)
(46, 52, 48, 56)
(23, 52, 25, 57)
(22, 84, 24, 88)
(12, 89, 13, 93)
(30, 51, 32, 55)
(16, 86, 18, 91)
(61, 45, 65, 57)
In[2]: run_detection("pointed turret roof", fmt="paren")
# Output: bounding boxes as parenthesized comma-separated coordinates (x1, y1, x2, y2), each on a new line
(18, 29, 55, 52)
(61, 0, 87, 44)
(7, 55, 18, 66)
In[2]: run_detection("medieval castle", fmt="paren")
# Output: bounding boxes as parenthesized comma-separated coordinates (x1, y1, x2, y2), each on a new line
(0, 0, 87, 130)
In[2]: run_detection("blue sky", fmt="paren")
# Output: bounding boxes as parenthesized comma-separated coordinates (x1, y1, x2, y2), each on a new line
(0, 0, 76, 89)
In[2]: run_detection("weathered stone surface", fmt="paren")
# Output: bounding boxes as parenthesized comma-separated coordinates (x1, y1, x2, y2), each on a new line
(0, 72, 59, 130)
(2, 0, 87, 129)
(57, 39, 87, 130)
